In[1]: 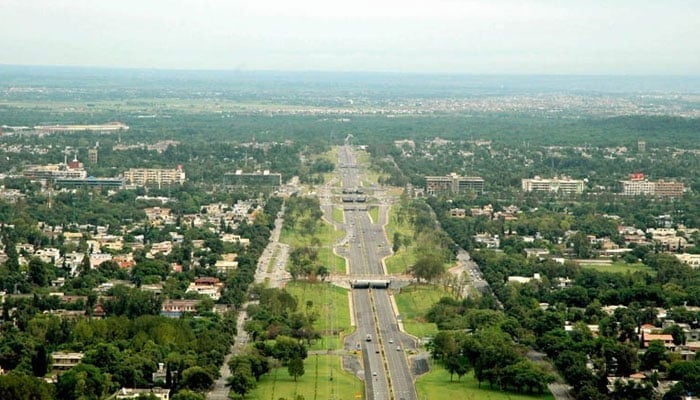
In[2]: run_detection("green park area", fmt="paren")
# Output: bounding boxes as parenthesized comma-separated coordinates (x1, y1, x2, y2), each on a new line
(244, 353, 364, 400)
(280, 212, 347, 275)
(285, 281, 353, 350)
(417, 366, 554, 400)
(394, 284, 452, 338)
(332, 206, 345, 224)
(580, 262, 654, 275)
(384, 205, 417, 274)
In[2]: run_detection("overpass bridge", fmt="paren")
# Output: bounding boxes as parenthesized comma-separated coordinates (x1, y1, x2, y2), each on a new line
(325, 273, 415, 289)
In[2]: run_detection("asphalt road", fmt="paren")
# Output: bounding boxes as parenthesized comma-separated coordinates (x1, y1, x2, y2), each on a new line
(339, 145, 418, 400)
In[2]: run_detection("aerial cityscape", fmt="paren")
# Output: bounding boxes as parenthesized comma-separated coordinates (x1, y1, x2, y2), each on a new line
(0, 1, 699, 400)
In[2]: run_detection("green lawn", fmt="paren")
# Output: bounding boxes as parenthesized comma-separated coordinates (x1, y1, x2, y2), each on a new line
(285, 281, 352, 340)
(394, 284, 453, 338)
(417, 366, 554, 400)
(280, 218, 347, 274)
(384, 205, 418, 274)
(332, 206, 345, 224)
(581, 262, 654, 275)
(243, 354, 364, 400)
(385, 248, 416, 274)
(368, 206, 379, 224)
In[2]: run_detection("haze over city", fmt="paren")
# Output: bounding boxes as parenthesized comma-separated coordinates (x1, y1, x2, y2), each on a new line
(1, 0, 699, 74)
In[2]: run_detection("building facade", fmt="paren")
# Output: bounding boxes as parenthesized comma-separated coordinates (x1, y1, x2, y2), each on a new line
(521, 176, 584, 194)
(124, 166, 185, 188)
(426, 173, 484, 195)
(620, 173, 685, 198)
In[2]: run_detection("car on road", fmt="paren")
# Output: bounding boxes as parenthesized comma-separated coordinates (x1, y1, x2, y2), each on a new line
(396, 346, 401, 351)
(389, 339, 393, 344)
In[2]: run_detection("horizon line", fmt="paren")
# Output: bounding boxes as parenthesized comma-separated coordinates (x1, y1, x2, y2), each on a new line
(1, 63, 699, 78)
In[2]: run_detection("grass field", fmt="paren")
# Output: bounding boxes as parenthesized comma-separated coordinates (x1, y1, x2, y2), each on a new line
(394, 284, 452, 338)
(368, 206, 379, 224)
(243, 354, 364, 400)
(280, 218, 347, 274)
(580, 262, 654, 275)
(285, 281, 352, 340)
(417, 367, 554, 400)
(332, 206, 345, 224)
(385, 249, 416, 274)
(384, 205, 418, 274)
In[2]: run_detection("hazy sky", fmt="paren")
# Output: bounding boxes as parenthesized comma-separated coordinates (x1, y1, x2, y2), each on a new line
(1, 0, 698, 74)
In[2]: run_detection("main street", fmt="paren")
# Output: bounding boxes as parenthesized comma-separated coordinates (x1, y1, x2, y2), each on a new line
(337, 145, 418, 400)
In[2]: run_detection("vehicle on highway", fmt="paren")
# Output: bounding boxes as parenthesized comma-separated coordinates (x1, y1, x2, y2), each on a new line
(366, 334, 372, 342)
(396, 346, 402, 351)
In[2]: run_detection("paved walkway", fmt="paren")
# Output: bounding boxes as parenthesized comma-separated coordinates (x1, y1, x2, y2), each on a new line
(207, 206, 290, 399)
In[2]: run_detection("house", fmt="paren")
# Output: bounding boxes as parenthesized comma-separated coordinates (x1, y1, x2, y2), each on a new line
(449, 208, 466, 218)
(220, 234, 250, 246)
(161, 299, 201, 317)
(676, 253, 700, 268)
(641, 333, 676, 350)
(149, 241, 173, 256)
(35, 247, 61, 265)
(524, 248, 550, 258)
(113, 387, 170, 400)
(113, 254, 135, 269)
(186, 277, 223, 300)
(215, 260, 238, 274)
(474, 233, 500, 249)
(51, 352, 84, 374)
(90, 253, 113, 269)
(508, 273, 541, 284)
(143, 207, 172, 226)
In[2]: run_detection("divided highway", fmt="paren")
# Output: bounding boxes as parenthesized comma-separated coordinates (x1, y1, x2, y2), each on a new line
(337, 145, 418, 400)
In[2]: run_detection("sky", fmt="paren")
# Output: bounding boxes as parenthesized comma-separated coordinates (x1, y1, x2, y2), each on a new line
(1, 0, 698, 75)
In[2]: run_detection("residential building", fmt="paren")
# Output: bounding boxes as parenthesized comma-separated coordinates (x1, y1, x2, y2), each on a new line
(449, 208, 466, 218)
(161, 299, 201, 317)
(676, 253, 700, 268)
(124, 166, 185, 188)
(51, 352, 84, 373)
(113, 387, 169, 400)
(521, 176, 584, 194)
(425, 173, 484, 196)
(186, 277, 223, 300)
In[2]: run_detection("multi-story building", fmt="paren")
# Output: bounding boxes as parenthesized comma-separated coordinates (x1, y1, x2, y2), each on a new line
(621, 179, 656, 196)
(425, 173, 484, 195)
(124, 166, 185, 188)
(654, 180, 685, 198)
(521, 176, 584, 194)
(23, 163, 87, 181)
(88, 147, 98, 164)
(620, 173, 685, 198)
(51, 352, 84, 374)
